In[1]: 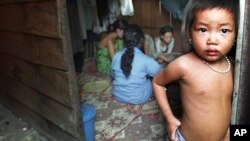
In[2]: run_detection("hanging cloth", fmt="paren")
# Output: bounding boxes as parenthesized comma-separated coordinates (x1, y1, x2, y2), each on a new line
(96, 0, 109, 26)
(160, 0, 188, 21)
(119, 0, 134, 16)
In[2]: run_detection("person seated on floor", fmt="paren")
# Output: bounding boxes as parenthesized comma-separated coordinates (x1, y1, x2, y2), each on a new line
(154, 25, 175, 65)
(143, 34, 155, 58)
(111, 24, 162, 104)
(144, 25, 175, 67)
(96, 19, 129, 76)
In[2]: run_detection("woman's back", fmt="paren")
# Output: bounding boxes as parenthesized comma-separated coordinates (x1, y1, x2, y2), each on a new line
(112, 24, 161, 104)
(112, 48, 161, 104)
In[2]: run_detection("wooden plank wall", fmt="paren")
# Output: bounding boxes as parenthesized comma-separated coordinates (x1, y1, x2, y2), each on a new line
(0, 0, 84, 140)
(233, 0, 250, 124)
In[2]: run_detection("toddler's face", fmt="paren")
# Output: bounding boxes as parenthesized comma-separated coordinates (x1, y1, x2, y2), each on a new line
(191, 8, 236, 61)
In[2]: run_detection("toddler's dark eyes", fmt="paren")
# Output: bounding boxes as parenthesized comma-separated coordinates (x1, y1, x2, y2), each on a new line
(199, 28, 206, 32)
(221, 29, 229, 33)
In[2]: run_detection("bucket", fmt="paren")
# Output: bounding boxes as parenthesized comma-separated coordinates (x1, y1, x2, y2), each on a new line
(80, 104, 96, 141)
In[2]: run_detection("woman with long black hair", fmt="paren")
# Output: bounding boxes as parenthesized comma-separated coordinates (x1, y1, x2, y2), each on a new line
(111, 24, 161, 104)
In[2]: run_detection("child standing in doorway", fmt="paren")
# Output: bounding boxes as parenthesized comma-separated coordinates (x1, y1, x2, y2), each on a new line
(152, 0, 238, 140)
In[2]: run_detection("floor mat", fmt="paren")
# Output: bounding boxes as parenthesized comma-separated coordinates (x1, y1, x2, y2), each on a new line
(83, 80, 110, 93)
(79, 58, 165, 141)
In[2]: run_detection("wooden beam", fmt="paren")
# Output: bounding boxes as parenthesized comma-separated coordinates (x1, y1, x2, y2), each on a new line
(0, 0, 60, 38)
(0, 74, 78, 136)
(0, 90, 78, 141)
(0, 31, 67, 70)
(0, 53, 71, 107)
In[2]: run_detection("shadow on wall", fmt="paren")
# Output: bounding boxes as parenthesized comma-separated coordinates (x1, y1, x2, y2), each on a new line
(160, 0, 189, 21)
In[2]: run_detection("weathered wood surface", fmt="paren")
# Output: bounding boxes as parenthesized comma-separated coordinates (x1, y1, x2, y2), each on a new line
(0, 0, 60, 38)
(233, 0, 250, 124)
(0, 53, 71, 107)
(0, 73, 78, 136)
(0, 90, 77, 141)
(59, 0, 85, 140)
(0, 0, 84, 140)
(0, 0, 46, 4)
(0, 31, 67, 70)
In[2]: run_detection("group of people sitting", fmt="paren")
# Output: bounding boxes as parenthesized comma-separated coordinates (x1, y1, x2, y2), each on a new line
(95, 18, 176, 104)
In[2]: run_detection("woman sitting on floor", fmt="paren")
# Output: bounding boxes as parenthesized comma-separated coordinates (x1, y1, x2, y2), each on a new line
(111, 24, 162, 104)
(144, 25, 176, 67)
(96, 19, 129, 76)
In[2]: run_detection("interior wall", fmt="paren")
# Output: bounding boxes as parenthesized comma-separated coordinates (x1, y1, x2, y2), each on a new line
(80, 0, 184, 58)
(123, 0, 183, 53)
(232, 0, 250, 124)
(0, 0, 84, 140)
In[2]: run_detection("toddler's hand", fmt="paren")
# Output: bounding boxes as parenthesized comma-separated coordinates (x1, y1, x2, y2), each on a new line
(166, 117, 181, 141)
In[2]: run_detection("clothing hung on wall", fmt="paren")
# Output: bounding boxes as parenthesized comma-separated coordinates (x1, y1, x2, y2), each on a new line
(96, 0, 109, 26)
(160, 0, 188, 21)
(119, 0, 134, 16)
